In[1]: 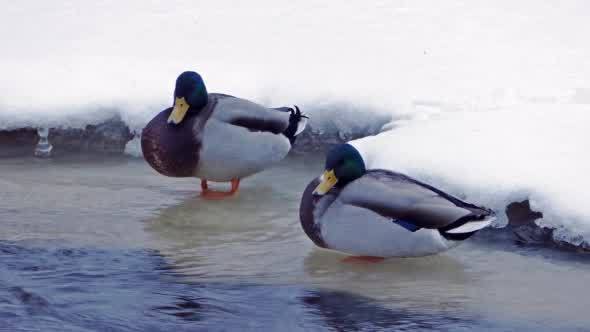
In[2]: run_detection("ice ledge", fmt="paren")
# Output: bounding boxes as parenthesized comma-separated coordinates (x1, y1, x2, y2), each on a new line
(503, 200, 590, 252)
(0, 117, 133, 157)
(0, 111, 391, 157)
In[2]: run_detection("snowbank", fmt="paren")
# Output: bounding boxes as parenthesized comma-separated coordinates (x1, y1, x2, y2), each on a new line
(352, 103, 590, 249)
(2, 0, 589, 132)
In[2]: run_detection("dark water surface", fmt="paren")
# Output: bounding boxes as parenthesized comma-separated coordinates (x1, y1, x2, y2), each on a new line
(1, 155, 589, 331)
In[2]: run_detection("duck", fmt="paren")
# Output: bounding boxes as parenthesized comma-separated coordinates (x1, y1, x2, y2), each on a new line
(299, 143, 495, 260)
(141, 71, 308, 198)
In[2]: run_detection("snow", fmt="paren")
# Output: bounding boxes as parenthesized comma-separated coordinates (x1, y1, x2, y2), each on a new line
(2, 0, 589, 131)
(352, 103, 590, 245)
(1, 1, 590, 245)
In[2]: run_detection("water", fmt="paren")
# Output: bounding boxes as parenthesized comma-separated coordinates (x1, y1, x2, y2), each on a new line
(1, 155, 589, 331)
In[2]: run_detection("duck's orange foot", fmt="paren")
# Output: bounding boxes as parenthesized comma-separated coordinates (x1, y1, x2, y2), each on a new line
(200, 190, 235, 200)
(341, 256, 385, 264)
(200, 179, 240, 200)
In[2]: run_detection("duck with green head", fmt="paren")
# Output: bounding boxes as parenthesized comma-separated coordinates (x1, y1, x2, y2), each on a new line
(141, 71, 308, 199)
(300, 143, 495, 260)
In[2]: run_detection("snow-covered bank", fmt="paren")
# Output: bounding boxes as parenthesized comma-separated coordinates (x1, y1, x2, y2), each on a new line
(352, 103, 590, 250)
(3, 0, 589, 133)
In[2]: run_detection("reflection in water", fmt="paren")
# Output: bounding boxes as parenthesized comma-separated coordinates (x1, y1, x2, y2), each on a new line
(145, 155, 321, 282)
(154, 295, 204, 322)
(156, 285, 477, 331)
(299, 289, 469, 332)
(145, 164, 474, 308)
(302, 249, 472, 307)
(0, 240, 485, 331)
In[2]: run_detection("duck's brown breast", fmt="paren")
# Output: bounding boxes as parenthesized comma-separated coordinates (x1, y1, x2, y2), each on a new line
(141, 108, 200, 177)
(300, 178, 328, 248)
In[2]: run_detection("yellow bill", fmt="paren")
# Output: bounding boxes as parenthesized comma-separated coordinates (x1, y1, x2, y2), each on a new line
(168, 97, 190, 124)
(313, 169, 338, 195)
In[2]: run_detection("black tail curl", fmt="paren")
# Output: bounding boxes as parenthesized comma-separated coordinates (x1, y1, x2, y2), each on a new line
(283, 105, 308, 144)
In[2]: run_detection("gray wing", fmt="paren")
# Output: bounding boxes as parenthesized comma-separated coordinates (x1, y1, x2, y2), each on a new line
(339, 170, 493, 229)
(209, 93, 291, 134)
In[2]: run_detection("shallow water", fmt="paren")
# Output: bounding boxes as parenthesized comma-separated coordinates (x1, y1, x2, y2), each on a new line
(1, 155, 589, 331)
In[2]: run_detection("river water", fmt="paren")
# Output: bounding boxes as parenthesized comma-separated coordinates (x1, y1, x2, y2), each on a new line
(1, 155, 589, 331)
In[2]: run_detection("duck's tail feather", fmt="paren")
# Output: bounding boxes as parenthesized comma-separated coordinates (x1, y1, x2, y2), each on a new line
(283, 105, 308, 144)
(439, 213, 495, 241)
(445, 218, 493, 234)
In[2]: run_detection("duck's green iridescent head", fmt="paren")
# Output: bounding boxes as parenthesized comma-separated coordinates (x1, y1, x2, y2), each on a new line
(168, 71, 209, 124)
(313, 143, 366, 195)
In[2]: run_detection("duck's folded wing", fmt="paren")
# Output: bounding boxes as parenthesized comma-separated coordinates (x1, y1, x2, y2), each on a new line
(210, 93, 290, 134)
(339, 170, 493, 229)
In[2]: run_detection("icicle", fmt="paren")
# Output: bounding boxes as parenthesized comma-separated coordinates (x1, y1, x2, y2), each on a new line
(34, 127, 53, 158)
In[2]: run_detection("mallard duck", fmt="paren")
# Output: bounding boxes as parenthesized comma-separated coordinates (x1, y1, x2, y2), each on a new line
(141, 71, 308, 198)
(300, 143, 495, 259)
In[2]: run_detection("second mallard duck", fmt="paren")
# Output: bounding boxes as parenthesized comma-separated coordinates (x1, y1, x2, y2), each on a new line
(141, 71, 308, 198)
(300, 143, 495, 259)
